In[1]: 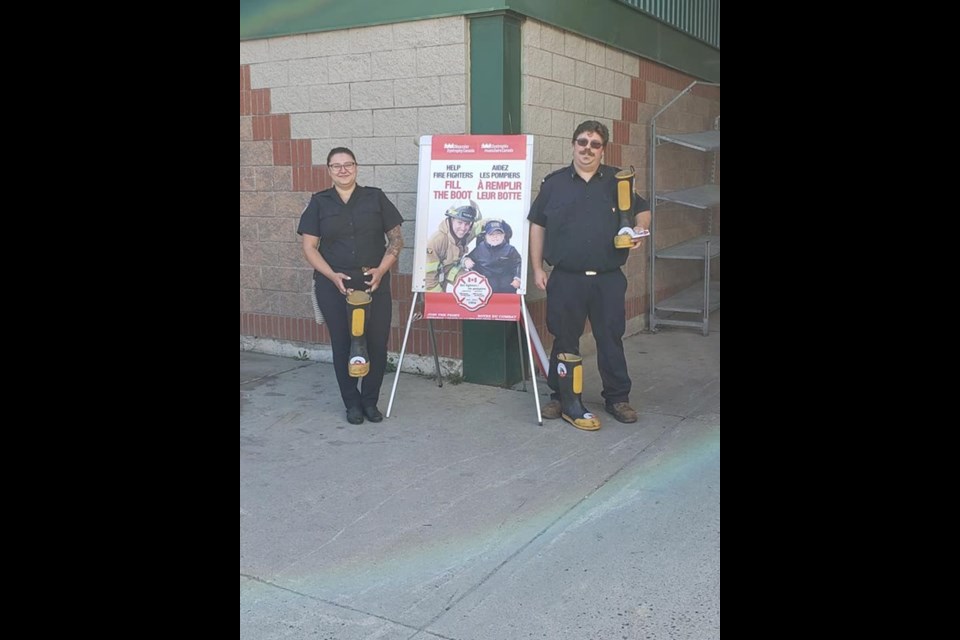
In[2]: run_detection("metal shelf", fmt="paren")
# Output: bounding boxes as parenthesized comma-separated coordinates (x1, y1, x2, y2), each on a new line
(648, 80, 720, 336)
(655, 282, 721, 314)
(655, 185, 720, 209)
(656, 235, 720, 260)
(656, 130, 720, 152)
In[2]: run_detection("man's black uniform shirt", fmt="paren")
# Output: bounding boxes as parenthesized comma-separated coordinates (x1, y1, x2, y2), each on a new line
(527, 164, 649, 273)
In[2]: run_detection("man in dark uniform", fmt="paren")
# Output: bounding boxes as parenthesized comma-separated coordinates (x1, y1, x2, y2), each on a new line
(527, 121, 650, 429)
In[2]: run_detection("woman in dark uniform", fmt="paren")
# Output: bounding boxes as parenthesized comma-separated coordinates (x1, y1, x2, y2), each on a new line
(297, 147, 404, 425)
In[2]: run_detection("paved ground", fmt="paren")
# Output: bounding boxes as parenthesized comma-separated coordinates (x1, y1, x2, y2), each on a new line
(241, 315, 719, 639)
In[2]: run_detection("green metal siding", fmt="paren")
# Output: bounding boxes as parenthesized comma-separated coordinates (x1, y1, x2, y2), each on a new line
(618, 0, 720, 49)
(507, 0, 718, 81)
(463, 12, 525, 387)
(469, 13, 522, 136)
(241, 0, 719, 82)
(239, 0, 496, 40)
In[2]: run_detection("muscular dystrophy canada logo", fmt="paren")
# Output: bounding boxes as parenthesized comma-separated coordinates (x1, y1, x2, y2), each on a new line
(452, 271, 493, 311)
(443, 143, 475, 154)
(480, 142, 514, 153)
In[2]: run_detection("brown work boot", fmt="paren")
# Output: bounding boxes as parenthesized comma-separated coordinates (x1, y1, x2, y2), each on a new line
(541, 399, 561, 419)
(605, 402, 638, 423)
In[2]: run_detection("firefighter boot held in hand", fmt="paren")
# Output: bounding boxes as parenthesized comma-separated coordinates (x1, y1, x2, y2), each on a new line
(347, 290, 372, 377)
(614, 167, 637, 249)
(557, 352, 601, 431)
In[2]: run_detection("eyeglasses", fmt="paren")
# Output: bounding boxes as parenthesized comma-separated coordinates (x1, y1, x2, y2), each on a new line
(328, 162, 357, 171)
(575, 138, 604, 149)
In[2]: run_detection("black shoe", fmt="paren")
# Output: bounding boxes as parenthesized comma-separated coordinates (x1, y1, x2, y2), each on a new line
(362, 405, 383, 422)
(346, 406, 364, 424)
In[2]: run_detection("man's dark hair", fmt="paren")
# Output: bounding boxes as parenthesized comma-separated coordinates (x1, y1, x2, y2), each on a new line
(572, 121, 609, 146)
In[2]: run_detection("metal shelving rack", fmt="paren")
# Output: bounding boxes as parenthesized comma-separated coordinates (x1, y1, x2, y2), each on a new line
(648, 81, 720, 336)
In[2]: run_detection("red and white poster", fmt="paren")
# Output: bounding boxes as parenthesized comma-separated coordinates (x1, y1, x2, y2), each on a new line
(412, 135, 534, 321)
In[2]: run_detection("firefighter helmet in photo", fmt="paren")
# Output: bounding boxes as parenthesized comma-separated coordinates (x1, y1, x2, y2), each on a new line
(445, 201, 480, 224)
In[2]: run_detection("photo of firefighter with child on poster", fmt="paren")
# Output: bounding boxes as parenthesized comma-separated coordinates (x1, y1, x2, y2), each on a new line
(412, 135, 534, 321)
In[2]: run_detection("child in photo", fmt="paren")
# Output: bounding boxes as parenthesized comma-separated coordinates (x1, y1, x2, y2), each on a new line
(463, 219, 522, 293)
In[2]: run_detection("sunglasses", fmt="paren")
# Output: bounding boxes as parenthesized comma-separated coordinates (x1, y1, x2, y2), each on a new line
(575, 138, 604, 149)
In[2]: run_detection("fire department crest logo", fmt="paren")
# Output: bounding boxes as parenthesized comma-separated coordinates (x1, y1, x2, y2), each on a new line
(452, 271, 493, 311)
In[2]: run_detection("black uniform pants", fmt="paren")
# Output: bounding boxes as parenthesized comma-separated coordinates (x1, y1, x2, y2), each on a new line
(314, 271, 392, 410)
(545, 269, 630, 405)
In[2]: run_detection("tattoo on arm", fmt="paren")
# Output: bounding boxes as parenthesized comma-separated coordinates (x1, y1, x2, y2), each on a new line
(386, 226, 403, 259)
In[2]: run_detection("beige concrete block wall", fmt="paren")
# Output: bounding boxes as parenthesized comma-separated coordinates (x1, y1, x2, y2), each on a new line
(240, 17, 469, 355)
(522, 21, 636, 189)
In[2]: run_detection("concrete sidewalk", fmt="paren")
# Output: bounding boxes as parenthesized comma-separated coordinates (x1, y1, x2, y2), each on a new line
(240, 315, 719, 639)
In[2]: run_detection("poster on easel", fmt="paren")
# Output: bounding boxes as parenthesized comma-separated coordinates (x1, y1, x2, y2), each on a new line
(390, 134, 544, 421)
(412, 135, 534, 321)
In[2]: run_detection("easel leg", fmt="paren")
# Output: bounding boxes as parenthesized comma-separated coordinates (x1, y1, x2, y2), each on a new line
(427, 320, 443, 387)
(516, 320, 527, 392)
(521, 297, 543, 425)
(387, 291, 419, 418)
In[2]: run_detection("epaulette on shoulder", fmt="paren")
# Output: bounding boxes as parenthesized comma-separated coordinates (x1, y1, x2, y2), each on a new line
(541, 167, 569, 184)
